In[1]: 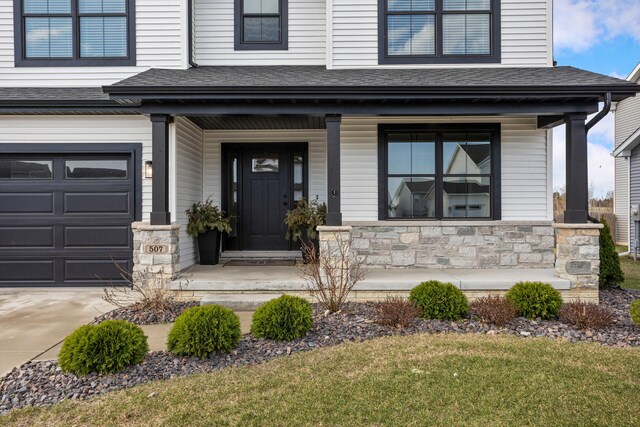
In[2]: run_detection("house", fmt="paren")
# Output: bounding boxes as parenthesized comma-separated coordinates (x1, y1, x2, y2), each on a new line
(613, 63, 640, 252)
(0, 1, 638, 303)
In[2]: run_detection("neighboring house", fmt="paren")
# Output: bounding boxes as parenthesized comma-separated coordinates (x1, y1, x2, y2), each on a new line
(0, 1, 638, 302)
(614, 63, 640, 250)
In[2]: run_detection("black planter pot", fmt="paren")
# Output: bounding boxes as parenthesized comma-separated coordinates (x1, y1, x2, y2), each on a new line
(197, 229, 221, 265)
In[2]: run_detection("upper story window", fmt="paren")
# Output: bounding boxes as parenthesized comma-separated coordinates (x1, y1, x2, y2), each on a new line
(14, 0, 136, 67)
(235, 0, 288, 50)
(379, 0, 500, 65)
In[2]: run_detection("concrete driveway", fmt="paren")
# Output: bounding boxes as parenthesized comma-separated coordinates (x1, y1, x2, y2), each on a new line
(0, 288, 114, 375)
(0, 289, 254, 376)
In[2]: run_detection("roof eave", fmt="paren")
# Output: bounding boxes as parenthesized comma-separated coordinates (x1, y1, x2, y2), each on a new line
(102, 84, 640, 101)
(613, 126, 640, 158)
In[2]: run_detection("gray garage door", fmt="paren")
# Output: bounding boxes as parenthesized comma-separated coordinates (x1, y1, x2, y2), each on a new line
(0, 147, 140, 287)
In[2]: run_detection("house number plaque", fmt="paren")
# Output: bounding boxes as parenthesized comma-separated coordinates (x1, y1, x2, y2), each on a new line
(145, 244, 168, 254)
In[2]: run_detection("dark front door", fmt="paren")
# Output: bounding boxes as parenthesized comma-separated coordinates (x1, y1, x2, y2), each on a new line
(242, 146, 291, 251)
(223, 143, 307, 252)
(0, 145, 141, 287)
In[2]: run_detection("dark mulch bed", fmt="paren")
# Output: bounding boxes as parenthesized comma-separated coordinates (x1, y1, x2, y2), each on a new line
(1, 288, 639, 414)
(93, 301, 199, 325)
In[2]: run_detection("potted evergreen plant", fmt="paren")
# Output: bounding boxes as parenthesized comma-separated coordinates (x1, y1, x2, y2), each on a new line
(284, 198, 326, 262)
(186, 198, 232, 265)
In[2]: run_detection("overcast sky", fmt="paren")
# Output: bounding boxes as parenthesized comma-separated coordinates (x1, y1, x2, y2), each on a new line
(552, 0, 640, 197)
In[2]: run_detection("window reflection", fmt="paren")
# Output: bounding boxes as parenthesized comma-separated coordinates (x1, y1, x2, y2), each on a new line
(388, 177, 435, 218)
(443, 176, 490, 218)
(65, 159, 127, 179)
(0, 160, 53, 179)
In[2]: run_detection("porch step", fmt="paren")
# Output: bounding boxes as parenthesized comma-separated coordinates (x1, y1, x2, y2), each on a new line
(200, 293, 282, 311)
(176, 266, 570, 292)
(220, 251, 302, 260)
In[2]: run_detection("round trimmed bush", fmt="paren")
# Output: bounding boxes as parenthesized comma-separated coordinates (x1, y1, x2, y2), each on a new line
(505, 281, 563, 320)
(409, 281, 469, 320)
(58, 320, 148, 376)
(168, 305, 241, 359)
(251, 295, 313, 341)
(631, 300, 640, 326)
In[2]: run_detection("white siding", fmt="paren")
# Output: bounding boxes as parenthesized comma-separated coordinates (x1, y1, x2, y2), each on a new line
(340, 116, 550, 221)
(194, 0, 326, 65)
(614, 78, 640, 246)
(203, 129, 327, 206)
(0, 0, 186, 87)
(330, 0, 552, 69)
(175, 118, 204, 269)
(614, 156, 630, 245)
(0, 115, 153, 218)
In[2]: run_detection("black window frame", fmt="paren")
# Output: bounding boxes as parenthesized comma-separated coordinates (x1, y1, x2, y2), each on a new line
(378, 123, 501, 221)
(378, 0, 501, 65)
(14, 0, 136, 67)
(234, 0, 288, 51)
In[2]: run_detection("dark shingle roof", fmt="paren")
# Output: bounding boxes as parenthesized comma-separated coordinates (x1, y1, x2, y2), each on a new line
(109, 65, 638, 90)
(0, 87, 111, 103)
(0, 87, 138, 113)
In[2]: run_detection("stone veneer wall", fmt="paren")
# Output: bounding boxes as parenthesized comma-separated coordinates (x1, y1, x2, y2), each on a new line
(554, 223, 602, 290)
(349, 222, 555, 269)
(132, 222, 181, 280)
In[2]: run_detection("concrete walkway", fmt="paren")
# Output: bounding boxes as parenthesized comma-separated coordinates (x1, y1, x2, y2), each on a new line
(0, 289, 113, 375)
(0, 288, 255, 375)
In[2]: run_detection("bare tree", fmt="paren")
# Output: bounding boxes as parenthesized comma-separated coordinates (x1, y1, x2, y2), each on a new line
(300, 232, 366, 313)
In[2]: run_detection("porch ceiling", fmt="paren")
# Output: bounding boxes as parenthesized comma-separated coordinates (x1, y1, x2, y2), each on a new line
(189, 115, 326, 130)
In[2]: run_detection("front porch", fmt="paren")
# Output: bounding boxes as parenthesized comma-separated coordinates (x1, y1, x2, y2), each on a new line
(106, 66, 638, 303)
(173, 263, 583, 310)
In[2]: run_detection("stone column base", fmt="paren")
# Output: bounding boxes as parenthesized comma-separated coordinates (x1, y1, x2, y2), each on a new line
(132, 221, 180, 282)
(553, 223, 602, 293)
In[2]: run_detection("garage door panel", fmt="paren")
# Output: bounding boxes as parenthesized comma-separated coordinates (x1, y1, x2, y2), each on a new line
(64, 225, 131, 248)
(64, 259, 131, 283)
(0, 226, 54, 248)
(0, 193, 54, 214)
(63, 192, 131, 215)
(0, 148, 138, 287)
(0, 260, 55, 283)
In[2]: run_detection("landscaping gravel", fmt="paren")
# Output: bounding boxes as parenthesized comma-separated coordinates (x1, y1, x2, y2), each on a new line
(2, 288, 639, 414)
(93, 301, 199, 325)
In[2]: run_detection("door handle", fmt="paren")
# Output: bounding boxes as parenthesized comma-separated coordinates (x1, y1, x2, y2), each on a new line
(283, 201, 288, 207)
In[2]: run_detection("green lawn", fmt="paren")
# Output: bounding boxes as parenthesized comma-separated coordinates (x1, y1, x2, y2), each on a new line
(621, 255, 640, 290)
(4, 334, 640, 427)
(617, 244, 629, 253)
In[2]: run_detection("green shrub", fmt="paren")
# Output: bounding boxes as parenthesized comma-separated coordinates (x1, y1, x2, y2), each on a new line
(251, 295, 313, 341)
(409, 281, 469, 320)
(168, 305, 241, 358)
(631, 300, 640, 326)
(505, 282, 563, 319)
(599, 219, 624, 288)
(58, 320, 148, 376)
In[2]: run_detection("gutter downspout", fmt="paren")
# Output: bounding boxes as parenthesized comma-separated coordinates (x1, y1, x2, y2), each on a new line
(585, 92, 612, 224)
(188, 0, 198, 68)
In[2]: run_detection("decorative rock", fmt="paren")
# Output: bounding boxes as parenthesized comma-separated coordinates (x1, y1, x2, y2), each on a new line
(1, 289, 638, 415)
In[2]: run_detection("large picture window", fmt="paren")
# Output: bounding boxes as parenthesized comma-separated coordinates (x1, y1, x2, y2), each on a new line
(379, 124, 501, 220)
(235, 0, 288, 50)
(379, 0, 500, 64)
(14, 0, 135, 67)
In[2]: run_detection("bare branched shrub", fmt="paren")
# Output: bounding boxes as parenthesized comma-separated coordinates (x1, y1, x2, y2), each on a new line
(559, 301, 614, 330)
(300, 232, 366, 313)
(102, 263, 187, 313)
(375, 296, 420, 328)
(470, 295, 517, 327)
